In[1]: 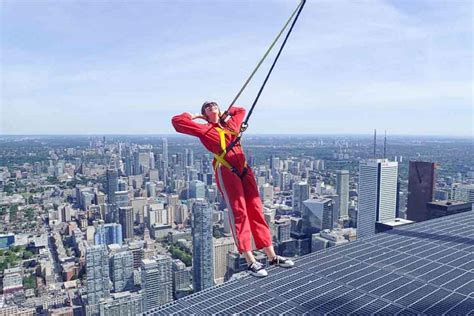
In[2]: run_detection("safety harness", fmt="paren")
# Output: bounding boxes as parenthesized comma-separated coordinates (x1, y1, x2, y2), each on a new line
(213, 126, 248, 179)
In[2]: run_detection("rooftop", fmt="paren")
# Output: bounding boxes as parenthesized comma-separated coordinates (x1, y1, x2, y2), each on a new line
(428, 200, 471, 207)
(145, 211, 474, 315)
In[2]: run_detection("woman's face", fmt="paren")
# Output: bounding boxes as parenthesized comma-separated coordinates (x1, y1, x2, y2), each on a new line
(204, 102, 220, 117)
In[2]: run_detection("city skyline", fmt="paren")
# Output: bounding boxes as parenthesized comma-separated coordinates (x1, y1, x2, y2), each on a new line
(1, 0, 472, 136)
(0, 133, 472, 314)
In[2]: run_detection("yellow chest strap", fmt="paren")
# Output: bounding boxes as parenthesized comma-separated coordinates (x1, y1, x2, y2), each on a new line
(214, 127, 238, 171)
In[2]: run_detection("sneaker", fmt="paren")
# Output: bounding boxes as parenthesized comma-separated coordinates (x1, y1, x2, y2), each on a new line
(247, 261, 268, 277)
(270, 255, 294, 268)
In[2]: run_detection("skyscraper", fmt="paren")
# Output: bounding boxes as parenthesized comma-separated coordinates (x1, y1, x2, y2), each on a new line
(124, 150, 133, 177)
(192, 201, 214, 292)
(293, 182, 310, 214)
(106, 169, 118, 205)
(162, 138, 168, 186)
(149, 152, 155, 170)
(406, 161, 436, 222)
(185, 148, 194, 167)
(94, 223, 122, 246)
(86, 245, 110, 305)
(141, 256, 173, 311)
(189, 180, 205, 199)
(270, 155, 280, 171)
(119, 207, 134, 240)
(259, 183, 274, 205)
(133, 151, 141, 175)
(110, 250, 134, 292)
(302, 198, 334, 234)
(336, 170, 349, 220)
(115, 191, 129, 209)
(358, 159, 398, 239)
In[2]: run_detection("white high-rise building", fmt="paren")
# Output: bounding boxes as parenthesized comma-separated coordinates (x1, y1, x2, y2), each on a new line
(259, 183, 274, 205)
(141, 256, 173, 311)
(149, 152, 155, 170)
(213, 237, 236, 284)
(358, 159, 398, 239)
(293, 182, 310, 214)
(336, 170, 349, 220)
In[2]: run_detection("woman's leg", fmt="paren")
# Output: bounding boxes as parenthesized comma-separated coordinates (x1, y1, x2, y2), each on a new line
(242, 167, 273, 250)
(215, 166, 253, 257)
(242, 251, 257, 265)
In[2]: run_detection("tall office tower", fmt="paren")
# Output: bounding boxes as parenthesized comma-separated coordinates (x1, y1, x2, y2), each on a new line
(167, 194, 179, 226)
(86, 245, 110, 305)
(213, 237, 235, 285)
(406, 161, 436, 222)
(189, 180, 206, 199)
(133, 151, 141, 175)
(149, 152, 155, 170)
(141, 256, 173, 311)
(115, 191, 129, 209)
(270, 155, 280, 170)
(192, 201, 214, 292)
(293, 182, 310, 214)
(336, 170, 350, 220)
(302, 198, 334, 234)
(106, 169, 118, 205)
(162, 138, 168, 186)
(110, 250, 134, 292)
(94, 223, 123, 246)
(185, 149, 194, 167)
(283, 172, 293, 191)
(119, 207, 134, 240)
(259, 183, 274, 204)
(358, 159, 398, 239)
(124, 150, 133, 176)
(222, 209, 231, 234)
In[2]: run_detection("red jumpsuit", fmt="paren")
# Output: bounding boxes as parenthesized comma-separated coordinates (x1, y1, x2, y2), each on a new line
(171, 107, 272, 253)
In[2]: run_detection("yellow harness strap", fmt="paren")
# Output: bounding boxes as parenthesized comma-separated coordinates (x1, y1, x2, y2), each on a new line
(213, 127, 239, 171)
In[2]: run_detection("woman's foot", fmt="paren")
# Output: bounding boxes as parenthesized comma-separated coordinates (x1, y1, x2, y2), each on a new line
(269, 255, 294, 268)
(247, 261, 268, 277)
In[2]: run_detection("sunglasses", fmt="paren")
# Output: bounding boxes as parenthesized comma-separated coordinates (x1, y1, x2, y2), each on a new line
(204, 103, 217, 110)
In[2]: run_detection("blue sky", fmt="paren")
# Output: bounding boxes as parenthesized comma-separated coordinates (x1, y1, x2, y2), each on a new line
(1, 0, 472, 136)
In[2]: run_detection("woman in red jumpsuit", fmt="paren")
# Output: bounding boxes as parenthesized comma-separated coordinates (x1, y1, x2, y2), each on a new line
(172, 101, 294, 277)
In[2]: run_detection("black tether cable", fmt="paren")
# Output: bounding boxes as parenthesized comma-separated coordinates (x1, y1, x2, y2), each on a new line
(225, 0, 306, 154)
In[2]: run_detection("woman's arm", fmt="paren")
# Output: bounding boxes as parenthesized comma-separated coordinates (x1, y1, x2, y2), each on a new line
(171, 112, 207, 137)
(228, 106, 247, 129)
